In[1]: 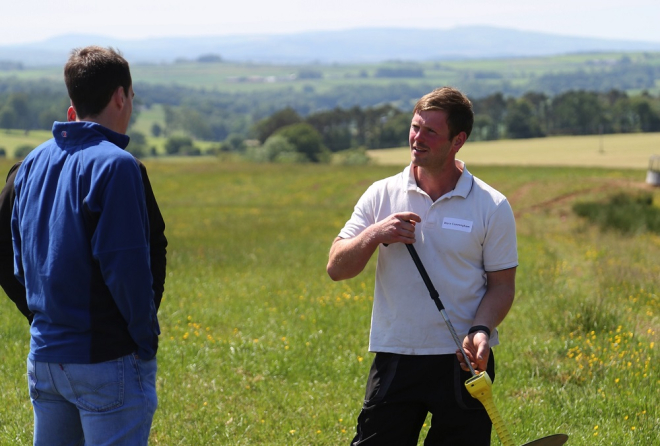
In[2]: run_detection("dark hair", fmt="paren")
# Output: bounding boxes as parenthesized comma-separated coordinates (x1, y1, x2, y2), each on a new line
(413, 87, 474, 140)
(64, 46, 132, 119)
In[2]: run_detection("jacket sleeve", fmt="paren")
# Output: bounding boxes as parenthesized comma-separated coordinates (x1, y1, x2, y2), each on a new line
(90, 156, 159, 360)
(0, 162, 32, 323)
(136, 160, 167, 311)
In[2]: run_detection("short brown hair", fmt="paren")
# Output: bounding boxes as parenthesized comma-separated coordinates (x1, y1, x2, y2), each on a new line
(64, 46, 132, 119)
(413, 87, 474, 140)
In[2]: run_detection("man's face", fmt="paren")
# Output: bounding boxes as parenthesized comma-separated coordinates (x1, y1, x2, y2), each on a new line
(118, 85, 134, 135)
(409, 109, 457, 171)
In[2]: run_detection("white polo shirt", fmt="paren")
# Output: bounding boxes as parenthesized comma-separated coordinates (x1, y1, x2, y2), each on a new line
(338, 161, 518, 355)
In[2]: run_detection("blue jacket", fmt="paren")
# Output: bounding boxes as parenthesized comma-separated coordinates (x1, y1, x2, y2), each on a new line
(12, 121, 159, 363)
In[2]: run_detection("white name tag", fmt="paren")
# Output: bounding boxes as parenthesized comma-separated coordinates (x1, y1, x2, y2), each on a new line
(442, 217, 473, 233)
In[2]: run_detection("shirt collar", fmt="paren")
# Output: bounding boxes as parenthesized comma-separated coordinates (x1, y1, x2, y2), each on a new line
(403, 160, 474, 199)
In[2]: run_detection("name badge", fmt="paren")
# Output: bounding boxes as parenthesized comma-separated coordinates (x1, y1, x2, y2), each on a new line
(442, 217, 473, 233)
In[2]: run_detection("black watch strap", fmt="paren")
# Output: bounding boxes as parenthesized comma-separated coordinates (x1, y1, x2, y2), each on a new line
(468, 325, 491, 339)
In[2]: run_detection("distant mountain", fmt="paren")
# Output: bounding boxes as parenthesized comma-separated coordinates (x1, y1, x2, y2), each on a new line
(2, 26, 660, 66)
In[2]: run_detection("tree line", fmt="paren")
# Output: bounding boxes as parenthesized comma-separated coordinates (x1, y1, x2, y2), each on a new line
(251, 89, 660, 156)
(471, 89, 660, 140)
(1, 76, 659, 161)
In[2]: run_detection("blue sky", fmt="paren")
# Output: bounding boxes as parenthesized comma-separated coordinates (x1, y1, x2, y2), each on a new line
(1, 0, 659, 46)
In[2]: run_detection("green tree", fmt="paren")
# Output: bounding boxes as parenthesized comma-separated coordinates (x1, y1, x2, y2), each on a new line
(38, 107, 63, 129)
(165, 135, 195, 155)
(379, 112, 411, 148)
(630, 97, 660, 132)
(306, 108, 352, 152)
(274, 123, 326, 163)
(550, 90, 607, 135)
(163, 105, 180, 136)
(126, 131, 148, 158)
(151, 123, 162, 137)
(254, 107, 302, 143)
(221, 134, 246, 152)
(473, 93, 507, 139)
(0, 108, 16, 130)
(14, 144, 34, 159)
(472, 115, 495, 141)
(182, 107, 213, 140)
(246, 134, 297, 162)
(7, 93, 31, 132)
(505, 99, 544, 139)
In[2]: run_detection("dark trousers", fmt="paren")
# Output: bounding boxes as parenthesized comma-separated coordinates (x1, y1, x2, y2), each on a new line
(351, 352, 495, 446)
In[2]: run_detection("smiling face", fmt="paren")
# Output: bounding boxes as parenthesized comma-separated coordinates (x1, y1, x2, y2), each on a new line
(409, 109, 463, 173)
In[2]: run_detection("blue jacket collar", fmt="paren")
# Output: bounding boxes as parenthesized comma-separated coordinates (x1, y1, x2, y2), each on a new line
(52, 121, 130, 150)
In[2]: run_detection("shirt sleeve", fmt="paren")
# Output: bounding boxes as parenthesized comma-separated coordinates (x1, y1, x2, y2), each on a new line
(483, 199, 518, 272)
(338, 184, 377, 239)
(89, 155, 159, 359)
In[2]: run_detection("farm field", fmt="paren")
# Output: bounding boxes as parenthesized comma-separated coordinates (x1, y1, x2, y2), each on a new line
(2, 123, 659, 171)
(0, 130, 53, 159)
(0, 159, 658, 445)
(0, 126, 218, 159)
(2, 51, 658, 94)
(369, 132, 660, 171)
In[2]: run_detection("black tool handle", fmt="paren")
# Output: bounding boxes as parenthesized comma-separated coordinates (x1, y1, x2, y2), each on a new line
(405, 244, 445, 312)
(405, 243, 477, 376)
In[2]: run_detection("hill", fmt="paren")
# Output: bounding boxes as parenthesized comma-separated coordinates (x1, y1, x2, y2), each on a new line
(2, 26, 660, 66)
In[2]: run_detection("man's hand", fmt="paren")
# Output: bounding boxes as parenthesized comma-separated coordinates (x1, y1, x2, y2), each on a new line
(372, 212, 421, 246)
(457, 331, 490, 373)
(327, 212, 421, 281)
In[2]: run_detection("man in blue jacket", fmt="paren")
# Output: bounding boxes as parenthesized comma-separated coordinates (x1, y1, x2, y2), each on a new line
(11, 46, 160, 445)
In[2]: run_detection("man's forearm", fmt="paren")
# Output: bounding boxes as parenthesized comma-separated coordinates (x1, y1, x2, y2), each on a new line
(472, 267, 516, 331)
(326, 231, 380, 281)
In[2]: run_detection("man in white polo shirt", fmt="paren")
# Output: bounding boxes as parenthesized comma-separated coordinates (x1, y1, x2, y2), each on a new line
(327, 87, 517, 446)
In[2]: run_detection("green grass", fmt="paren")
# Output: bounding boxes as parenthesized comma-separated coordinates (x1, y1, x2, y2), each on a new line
(573, 192, 660, 234)
(131, 104, 166, 136)
(0, 159, 658, 445)
(0, 129, 53, 159)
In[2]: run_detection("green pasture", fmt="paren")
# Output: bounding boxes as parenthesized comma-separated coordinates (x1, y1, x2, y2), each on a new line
(0, 129, 53, 159)
(369, 132, 660, 171)
(131, 104, 166, 136)
(3, 51, 658, 94)
(3, 118, 660, 170)
(0, 159, 658, 445)
(0, 119, 219, 158)
(128, 105, 220, 156)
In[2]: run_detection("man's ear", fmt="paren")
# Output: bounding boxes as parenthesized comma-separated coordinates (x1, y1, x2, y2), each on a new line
(452, 132, 467, 152)
(112, 86, 126, 109)
(67, 106, 77, 122)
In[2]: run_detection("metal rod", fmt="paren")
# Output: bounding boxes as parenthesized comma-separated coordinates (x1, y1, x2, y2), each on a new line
(405, 244, 477, 376)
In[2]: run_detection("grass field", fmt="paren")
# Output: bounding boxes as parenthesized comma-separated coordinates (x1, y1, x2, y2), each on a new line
(0, 159, 658, 445)
(369, 132, 660, 171)
(2, 122, 659, 171)
(0, 129, 53, 159)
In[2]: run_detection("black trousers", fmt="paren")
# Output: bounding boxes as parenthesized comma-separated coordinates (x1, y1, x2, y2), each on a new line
(351, 352, 495, 446)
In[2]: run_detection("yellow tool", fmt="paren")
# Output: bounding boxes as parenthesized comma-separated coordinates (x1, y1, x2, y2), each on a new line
(406, 244, 568, 446)
(465, 372, 515, 446)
